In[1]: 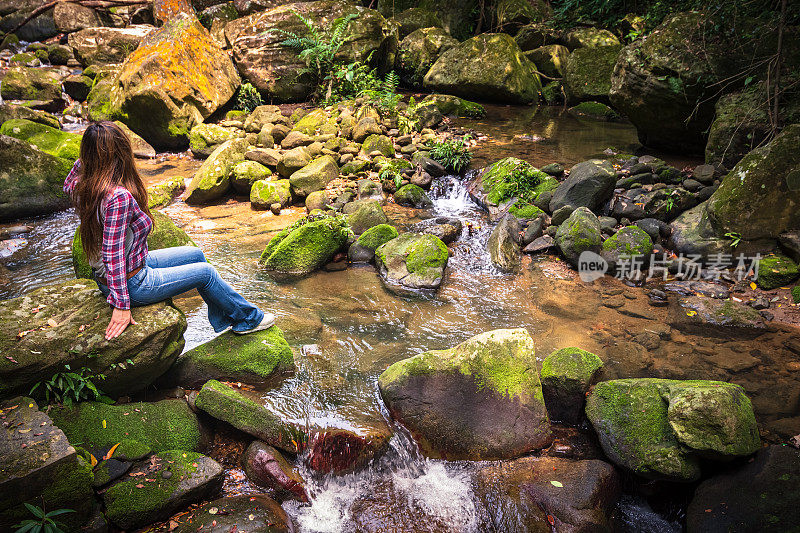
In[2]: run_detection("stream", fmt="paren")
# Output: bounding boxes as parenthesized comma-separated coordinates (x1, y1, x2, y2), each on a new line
(2, 106, 798, 531)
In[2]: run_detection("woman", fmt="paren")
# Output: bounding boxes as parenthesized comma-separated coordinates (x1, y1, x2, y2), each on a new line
(65, 121, 274, 340)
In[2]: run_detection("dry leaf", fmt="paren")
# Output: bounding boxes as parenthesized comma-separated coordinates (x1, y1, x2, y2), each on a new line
(104, 443, 120, 461)
(47, 318, 58, 328)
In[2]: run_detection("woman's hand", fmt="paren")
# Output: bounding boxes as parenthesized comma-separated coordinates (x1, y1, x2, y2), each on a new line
(106, 307, 137, 340)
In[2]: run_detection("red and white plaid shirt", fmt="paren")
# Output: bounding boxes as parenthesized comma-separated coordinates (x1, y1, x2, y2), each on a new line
(65, 160, 152, 310)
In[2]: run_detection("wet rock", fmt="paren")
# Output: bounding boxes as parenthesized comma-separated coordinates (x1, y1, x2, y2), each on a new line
(0, 280, 186, 400)
(672, 296, 767, 339)
(186, 138, 249, 204)
(62, 74, 92, 101)
(586, 378, 761, 481)
(374, 232, 449, 292)
(474, 455, 620, 532)
(423, 33, 541, 104)
(289, 155, 339, 197)
(756, 254, 799, 290)
(260, 215, 350, 277)
(164, 327, 293, 389)
(410, 217, 462, 244)
(563, 45, 621, 104)
(555, 207, 603, 268)
(348, 199, 389, 234)
(412, 153, 447, 177)
(229, 1, 394, 101)
(92, 458, 132, 488)
(523, 234, 555, 254)
(663, 280, 729, 299)
(468, 157, 556, 221)
(686, 446, 800, 533)
(68, 26, 154, 66)
(0, 397, 94, 531)
(540, 347, 603, 425)
(568, 101, 620, 120)
(601, 225, 654, 271)
(396, 27, 457, 87)
(488, 213, 522, 273)
(394, 184, 433, 208)
(189, 123, 242, 159)
(244, 441, 308, 502)
(349, 224, 398, 262)
(149, 494, 293, 533)
(49, 399, 204, 453)
(0, 67, 64, 111)
(103, 450, 224, 531)
(0, 134, 72, 221)
(305, 424, 392, 474)
(379, 328, 552, 460)
(357, 178, 383, 201)
(550, 159, 616, 213)
(1, 119, 80, 161)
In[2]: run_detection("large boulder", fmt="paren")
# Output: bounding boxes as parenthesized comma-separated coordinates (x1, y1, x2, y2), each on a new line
(68, 26, 155, 66)
(601, 225, 654, 271)
(686, 446, 800, 533)
(374, 232, 449, 292)
(610, 12, 744, 154)
(0, 67, 64, 111)
(562, 45, 621, 104)
(396, 27, 458, 87)
(72, 211, 195, 279)
(150, 494, 293, 533)
(347, 199, 389, 234)
(228, 0, 396, 102)
(540, 347, 603, 425)
(243, 442, 308, 502)
(189, 123, 243, 159)
(104, 14, 239, 150)
(468, 157, 555, 221)
(378, 328, 552, 460)
(555, 207, 603, 268)
(0, 119, 80, 161)
(525, 43, 569, 78)
(259, 215, 351, 277)
(549, 159, 616, 213)
(0, 397, 94, 532)
(0, 134, 72, 221)
(185, 138, 249, 204)
(586, 379, 761, 481)
(393, 183, 432, 208)
(289, 155, 339, 197)
(564, 27, 620, 49)
(0, 103, 59, 129)
(423, 33, 541, 104)
(53, 2, 108, 33)
(0, 280, 187, 400)
(392, 7, 442, 38)
(164, 327, 293, 388)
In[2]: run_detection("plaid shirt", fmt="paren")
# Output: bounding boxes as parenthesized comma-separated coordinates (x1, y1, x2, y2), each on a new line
(65, 160, 152, 310)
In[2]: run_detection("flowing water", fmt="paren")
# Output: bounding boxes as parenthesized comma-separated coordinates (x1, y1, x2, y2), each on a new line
(2, 107, 799, 531)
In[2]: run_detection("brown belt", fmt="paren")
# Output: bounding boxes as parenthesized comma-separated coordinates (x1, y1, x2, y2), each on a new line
(95, 265, 143, 287)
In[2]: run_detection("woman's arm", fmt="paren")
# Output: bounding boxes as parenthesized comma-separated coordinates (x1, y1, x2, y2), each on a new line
(63, 159, 81, 195)
(102, 189, 137, 339)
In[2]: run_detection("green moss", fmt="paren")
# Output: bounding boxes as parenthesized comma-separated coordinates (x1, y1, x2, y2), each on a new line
(375, 156, 412, 173)
(114, 439, 151, 461)
(569, 101, 619, 120)
(421, 94, 486, 118)
(757, 254, 800, 290)
(49, 399, 203, 453)
(361, 134, 394, 157)
(292, 108, 327, 135)
(0, 119, 80, 161)
(482, 157, 551, 206)
(251, 179, 291, 208)
(792, 286, 800, 304)
(260, 214, 351, 276)
(405, 234, 449, 273)
(508, 201, 543, 219)
(541, 347, 603, 386)
(348, 200, 389, 234)
(356, 224, 398, 250)
(563, 45, 621, 102)
(603, 225, 654, 257)
(147, 177, 184, 209)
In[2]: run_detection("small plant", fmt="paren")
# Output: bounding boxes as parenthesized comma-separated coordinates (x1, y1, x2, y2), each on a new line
(236, 82, 263, 113)
(725, 231, 742, 248)
(358, 70, 401, 117)
(427, 136, 473, 174)
(14, 503, 74, 533)
(30, 365, 105, 406)
(379, 168, 403, 190)
(328, 56, 382, 102)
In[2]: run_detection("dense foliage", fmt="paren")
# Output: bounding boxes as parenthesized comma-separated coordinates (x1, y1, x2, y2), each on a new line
(428, 137, 473, 174)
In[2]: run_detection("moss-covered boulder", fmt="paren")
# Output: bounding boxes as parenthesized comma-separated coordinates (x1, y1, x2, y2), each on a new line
(393, 7, 442, 38)
(397, 27, 458, 87)
(375, 232, 448, 292)
(568, 101, 620, 121)
(251, 179, 292, 209)
(0, 397, 94, 532)
(555, 207, 603, 267)
(0, 103, 60, 129)
(289, 155, 339, 197)
(379, 328, 551, 459)
(671, 296, 767, 339)
(540, 347, 603, 425)
(260, 215, 351, 277)
(0, 134, 72, 221)
(601, 225, 654, 271)
(228, 0, 395, 102)
(361, 134, 394, 157)
(103, 14, 240, 150)
(67, 25, 154, 66)
(347, 199, 389, 234)
(164, 327, 293, 388)
(525, 43, 569, 78)
(514, 22, 562, 50)
(586, 379, 761, 481)
(756, 254, 799, 290)
(291, 108, 328, 135)
(277, 146, 312, 178)
(706, 124, 800, 242)
(563, 45, 621, 104)
(423, 33, 541, 104)
(351, 223, 398, 260)
(50, 399, 204, 453)
(394, 184, 432, 208)
(149, 494, 293, 533)
(189, 123, 242, 159)
(0, 280, 187, 400)
(231, 160, 271, 195)
(72, 210, 195, 279)
(550, 159, 616, 213)
(468, 157, 554, 221)
(610, 12, 746, 153)
(420, 93, 486, 118)
(0, 119, 79, 161)
(564, 27, 620, 49)
(186, 138, 249, 204)
(0, 67, 63, 109)
(103, 450, 224, 530)
(195, 380, 305, 453)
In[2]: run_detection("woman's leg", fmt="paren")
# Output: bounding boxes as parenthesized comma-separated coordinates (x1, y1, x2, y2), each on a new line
(146, 246, 207, 269)
(128, 262, 264, 333)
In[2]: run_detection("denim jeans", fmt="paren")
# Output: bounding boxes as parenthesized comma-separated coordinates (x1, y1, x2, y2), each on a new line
(98, 246, 264, 333)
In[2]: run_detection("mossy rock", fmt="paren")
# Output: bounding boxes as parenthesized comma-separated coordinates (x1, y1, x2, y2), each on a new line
(525, 44, 569, 78)
(601, 225, 653, 271)
(569, 101, 619, 121)
(393, 7, 443, 38)
(791, 285, 800, 304)
(586, 378, 760, 481)
(555, 206, 603, 267)
(0, 119, 80, 161)
(189, 123, 241, 159)
(374, 232, 448, 292)
(508, 201, 543, 219)
(394, 184, 433, 209)
(231, 160, 271, 194)
(356, 223, 398, 251)
(420, 94, 486, 118)
(347, 199, 389, 234)
(0, 66, 62, 104)
(72, 211, 195, 279)
(164, 327, 293, 388)
(102, 450, 224, 531)
(397, 28, 458, 87)
(251, 179, 291, 209)
(289, 155, 339, 197)
(292, 108, 327, 135)
(361, 134, 394, 157)
(341, 158, 371, 175)
(147, 176, 185, 209)
(49, 399, 204, 453)
(0, 103, 60, 129)
(475, 157, 552, 218)
(259, 215, 351, 277)
(540, 347, 602, 424)
(756, 254, 800, 290)
(564, 27, 619, 49)
(186, 138, 249, 204)
(113, 439, 151, 461)
(378, 328, 551, 459)
(563, 45, 621, 104)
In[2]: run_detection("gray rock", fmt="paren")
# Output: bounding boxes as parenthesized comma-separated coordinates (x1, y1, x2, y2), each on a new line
(488, 214, 522, 273)
(550, 159, 616, 213)
(555, 207, 603, 267)
(521, 217, 545, 245)
(523, 234, 555, 253)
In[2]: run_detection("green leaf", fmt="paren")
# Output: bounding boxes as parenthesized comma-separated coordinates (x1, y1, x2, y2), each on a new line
(550, 480, 563, 487)
(45, 510, 74, 518)
(23, 503, 45, 519)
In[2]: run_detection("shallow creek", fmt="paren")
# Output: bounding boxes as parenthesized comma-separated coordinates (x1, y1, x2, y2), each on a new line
(1, 106, 798, 531)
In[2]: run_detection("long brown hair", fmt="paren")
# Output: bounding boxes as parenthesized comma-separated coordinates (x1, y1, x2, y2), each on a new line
(74, 121, 153, 260)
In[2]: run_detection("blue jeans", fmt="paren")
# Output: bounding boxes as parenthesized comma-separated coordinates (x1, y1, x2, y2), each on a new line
(98, 246, 264, 333)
